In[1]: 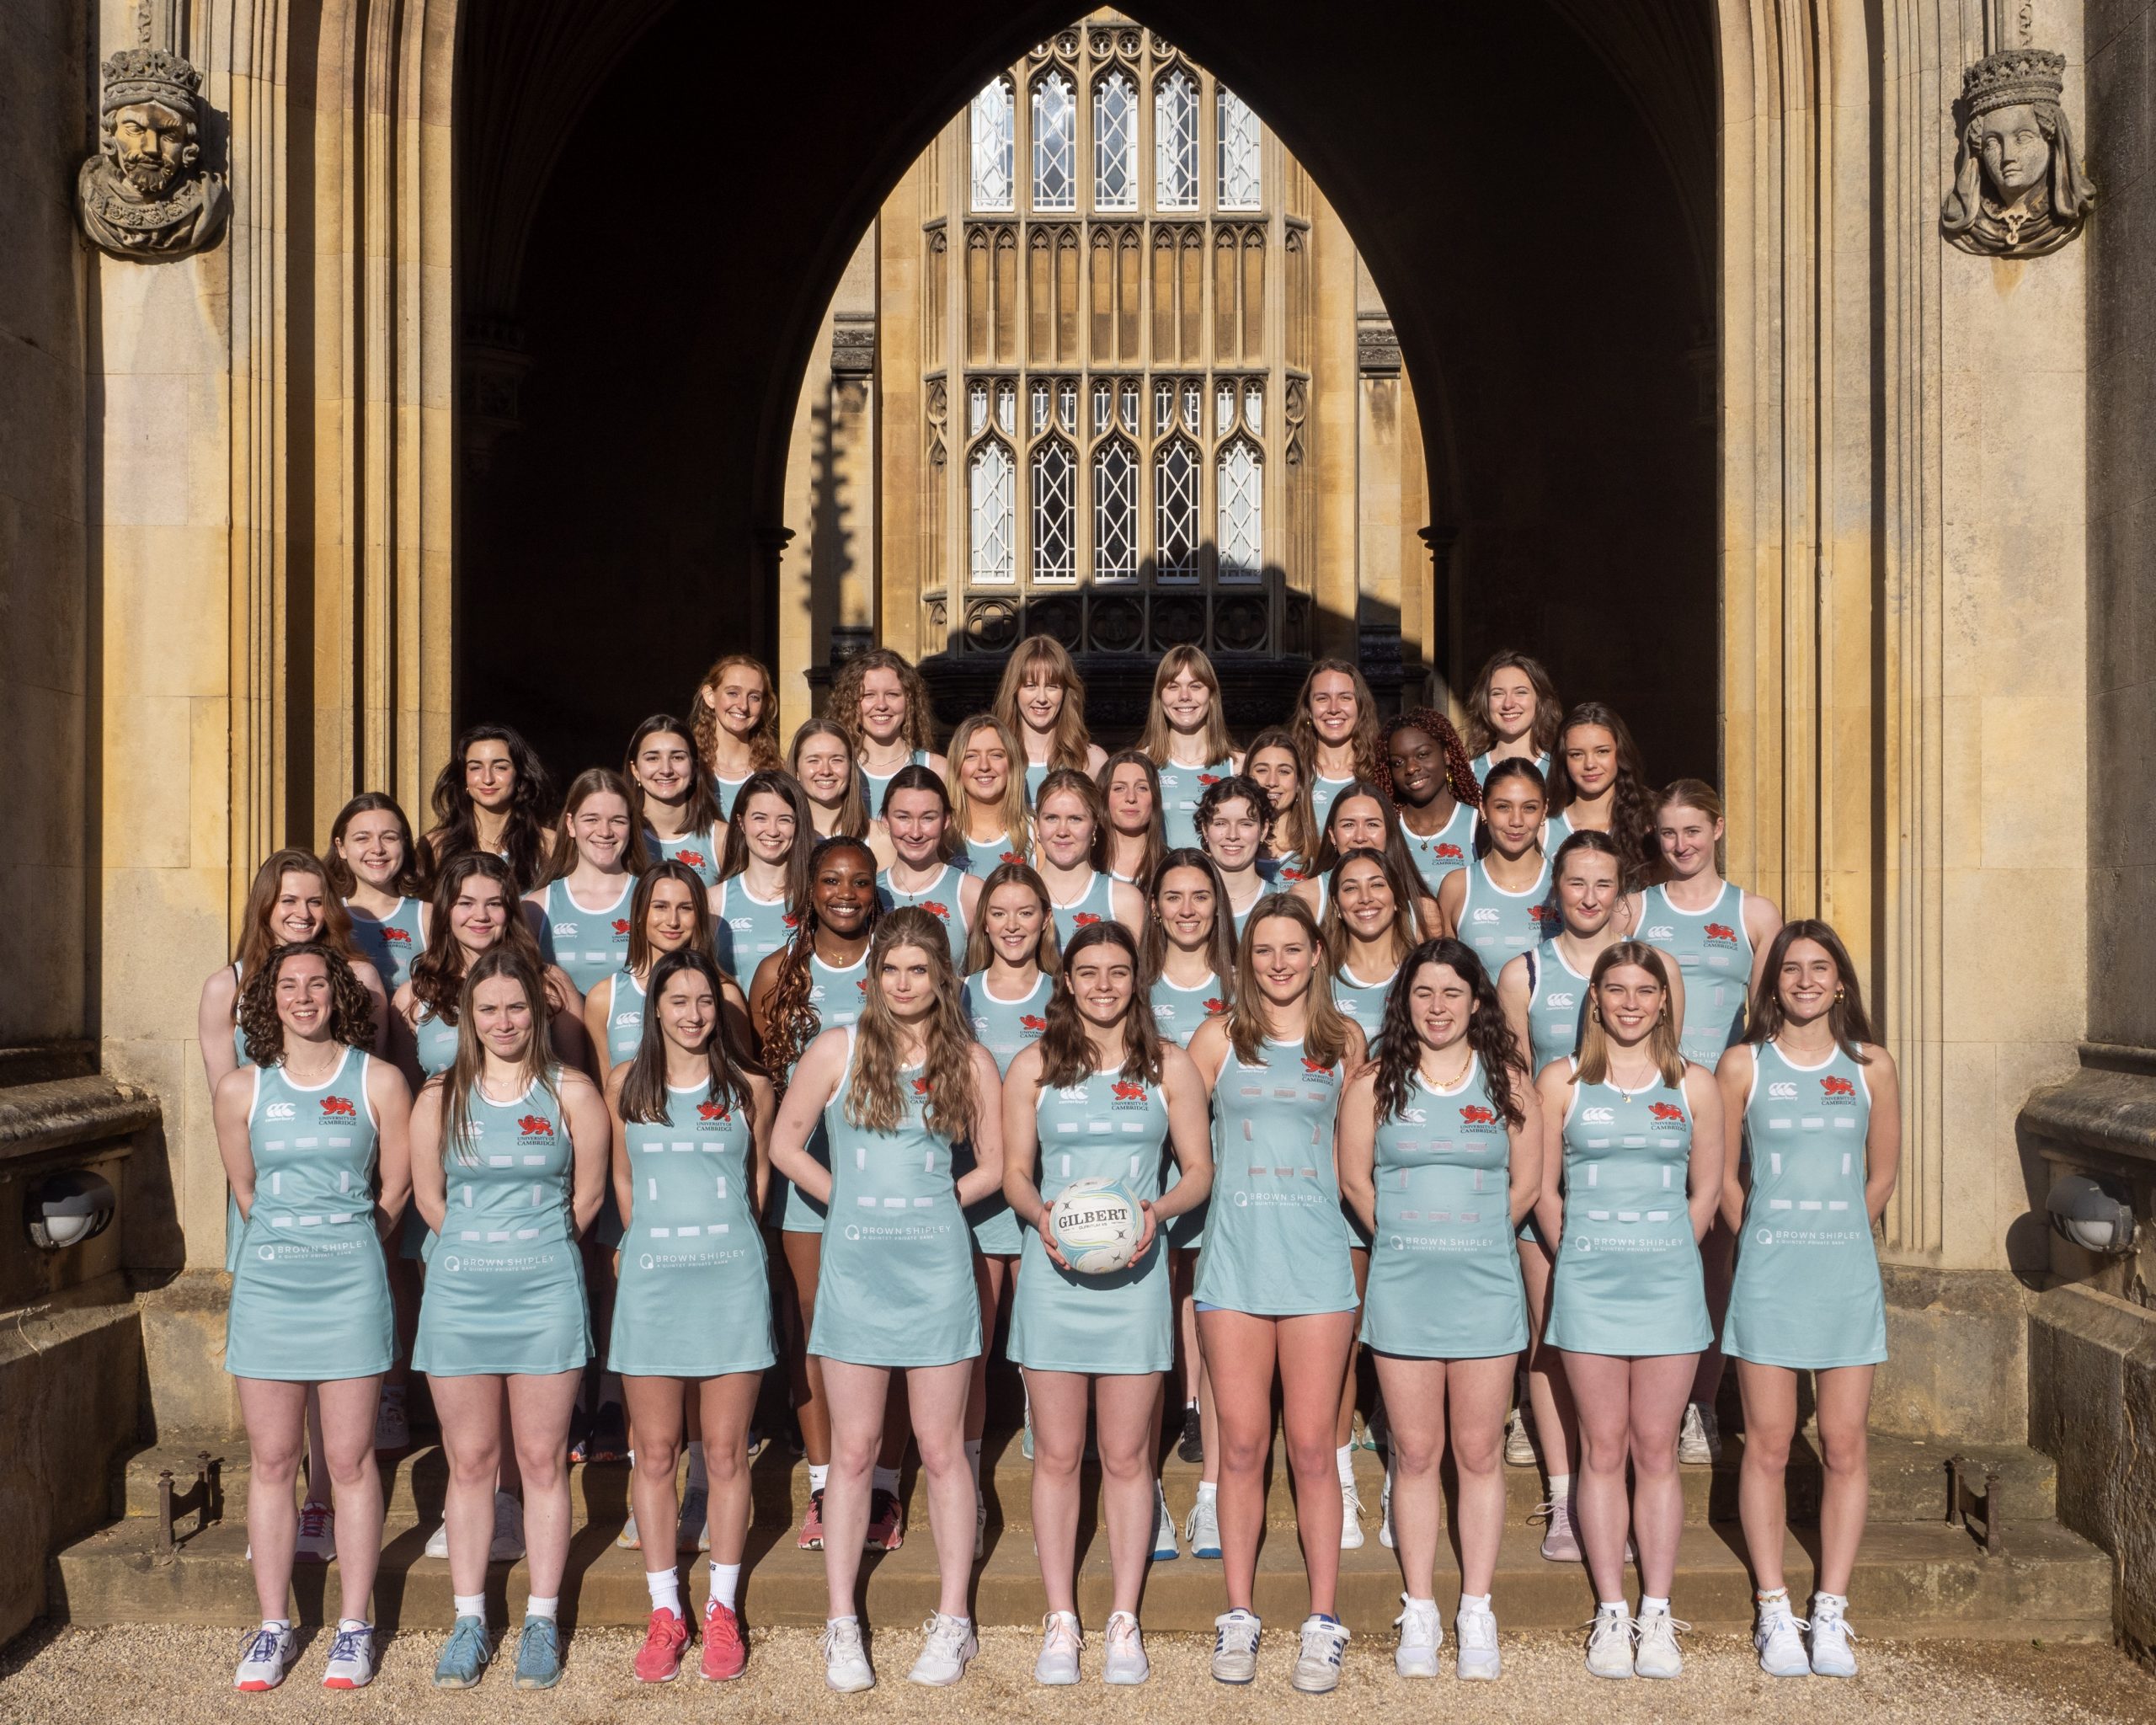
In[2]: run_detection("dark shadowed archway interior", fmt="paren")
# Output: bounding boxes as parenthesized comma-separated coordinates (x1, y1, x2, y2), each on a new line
(455, 1, 1716, 787)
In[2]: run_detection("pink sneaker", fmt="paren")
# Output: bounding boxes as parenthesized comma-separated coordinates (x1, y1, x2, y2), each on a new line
(700, 1600, 747, 1682)
(632, 1609, 690, 1683)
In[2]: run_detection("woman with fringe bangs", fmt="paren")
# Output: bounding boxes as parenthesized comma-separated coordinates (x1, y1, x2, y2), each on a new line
(1196, 773, 1277, 937)
(995, 633, 1107, 804)
(424, 724, 555, 892)
(769, 907, 1006, 1694)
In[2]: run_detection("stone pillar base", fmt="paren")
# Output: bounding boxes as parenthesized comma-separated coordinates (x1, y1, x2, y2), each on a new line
(137, 1271, 242, 1439)
(1874, 1264, 2031, 1445)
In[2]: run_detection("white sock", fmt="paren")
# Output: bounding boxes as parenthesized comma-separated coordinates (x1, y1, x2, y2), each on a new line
(646, 1570, 681, 1617)
(1196, 1480, 1218, 1504)
(808, 1463, 830, 1493)
(525, 1594, 559, 1622)
(1813, 1590, 1849, 1615)
(336, 1616, 368, 1633)
(686, 1440, 708, 1494)
(963, 1438, 981, 1488)
(1640, 1594, 1670, 1618)
(1598, 1599, 1628, 1617)
(1547, 1471, 1573, 1501)
(873, 1465, 900, 1496)
(263, 1616, 292, 1632)
(709, 1562, 740, 1611)
(829, 1613, 859, 1629)
(452, 1594, 485, 1621)
(1458, 1593, 1491, 1613)
(1186, 1397, 1198, 1412)
(1336, 1443, 1355, 1487)
(1757, 1586, 1791, 1616)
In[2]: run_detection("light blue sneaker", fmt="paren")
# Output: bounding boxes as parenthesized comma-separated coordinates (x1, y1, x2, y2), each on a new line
(514, 1616, 563, 1689)
(433, 1616, 492, 1689)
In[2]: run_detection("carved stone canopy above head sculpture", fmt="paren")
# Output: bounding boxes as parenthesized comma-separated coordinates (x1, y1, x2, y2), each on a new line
(77, 45, 229, 261)
(1941, 47, 2093, 259)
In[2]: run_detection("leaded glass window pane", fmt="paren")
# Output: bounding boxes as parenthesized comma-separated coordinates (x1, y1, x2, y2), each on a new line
(1217, 382, 1235, 435)
(971, 80, 1014, 213)
(1033, 73, 1075, 212)
(996, 382, 1017, 434)
(969, 382, 988, 435)
(1182, 382, 1201, 433)
(1155, 382, 1174, 435)
(1245, 380, 1263, 432)
(1094, 382, 1113, 435)
(1120, 383, 1139, 434)
(1095, 72, 1137, 210)
(1155, 72, 1198, 210)
(1093, 441, 1138, 581)
(1059, 381, 1077, 434)
(1033, 441, 1075, 584)
(1218, 86, 1263, 210)
(1155, 440, 1199, 581)
(1032, 381, 1050, 435)
(1218, 441, 1262, 579)
(970, 442, 1016, 585)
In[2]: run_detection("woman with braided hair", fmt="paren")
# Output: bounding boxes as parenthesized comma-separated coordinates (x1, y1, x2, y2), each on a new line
(688, 654, 782, 821)
(1543, 702, 1660, 890)
(1290, 660, 1383, 832)
(1461, 650, 1561, 787)
(1378, 709, 1483, 900)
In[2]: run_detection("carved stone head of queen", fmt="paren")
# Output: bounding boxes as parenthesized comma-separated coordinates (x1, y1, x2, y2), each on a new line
(1941, 48, 2093, 259)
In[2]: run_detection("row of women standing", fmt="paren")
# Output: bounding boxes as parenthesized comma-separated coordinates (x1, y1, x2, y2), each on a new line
(206, 639, 1899, 1696)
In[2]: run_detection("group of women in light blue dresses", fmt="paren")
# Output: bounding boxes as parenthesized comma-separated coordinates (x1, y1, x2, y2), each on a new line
(203, 638, 1900, 1697)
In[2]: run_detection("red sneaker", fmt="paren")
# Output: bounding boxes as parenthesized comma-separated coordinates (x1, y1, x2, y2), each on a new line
(796, 1488, 826, 1550)
(865, 1487, 905, 1551)
(632, 1608, 690, 1684)
(699, 1600, 746, 1683)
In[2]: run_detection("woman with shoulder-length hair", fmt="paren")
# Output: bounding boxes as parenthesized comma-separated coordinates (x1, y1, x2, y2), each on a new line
(1033, 767, 1146, 945)
(876, 762, 981, 974)
(1294, 781, 1442, 934)
(1717, 921, 1898, 1681)
(791, 717, 895, 869)
(328, 793, 433, 1000)
(216, 941, 412, 1693)
(708, 768, 810, 982)
(584, 860, 750, 1074)
(830, 646, 949, 820)
(424, 724, 555, 891)
(1535, 940, 1725, 1681)
(1196, 773, 1278, 939)
(688, 654, 782, 821)
(1138, 645, 1242, 852)
(1337, 937, 1540, 1681)
(995, 634, 1107, 804)
(411, 948, 611, 1692)
(768, 907, 1006, 1694)
(1543, 702, 1658, 889)
(1186, 895, 1365, 1694)
(1002, 921, 1214, 1686)
(1376, 710, 1483, 901)
(1097, 748, 1166, 890)
(1435, 759, 1554, 969)
(1461, 649, 1561, 786)
(525, 766, 649, 1000)
(608, 947, 779, 1685)
(626, 713, 729, 888)
(947, 713, 1034, 878)
(1290, 659, 1382, 832)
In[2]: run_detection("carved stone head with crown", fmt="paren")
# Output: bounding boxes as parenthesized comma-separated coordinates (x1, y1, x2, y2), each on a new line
(1941, 48, 2093, 259)
(77, 46, 230, 260)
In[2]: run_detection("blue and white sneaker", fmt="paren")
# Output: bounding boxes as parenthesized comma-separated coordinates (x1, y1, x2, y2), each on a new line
(433, 1616, 492, 1688)
(1211, 1610, 1261, 1685)
(514, 1616, 564, 1689)
(1292, 1614, 1350, 1693)
(1184, 1493, 1223, 1560)
(233, 1624, 297, 1691)
(322, 1621, 378, 1689)
(1151, 1481, 1180, 1561)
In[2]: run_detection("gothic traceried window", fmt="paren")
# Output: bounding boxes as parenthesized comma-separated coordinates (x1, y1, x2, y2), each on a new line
(970, 441, 1015, 584)
(1093, 440, 1137, 580)
(1155, 71, 1198, 210)
(971, 79, 1014, 212)
(1033, 72, 1076, 211)
(1217, 439, 1263, 579)
(1032, 440, 1075, 583)
(1095, 72, 1137, 210)
(1218, 86, 1262, 210)
(1155, 439, 1199, 581)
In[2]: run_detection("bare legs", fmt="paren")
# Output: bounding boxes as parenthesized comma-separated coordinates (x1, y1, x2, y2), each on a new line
(622, 1372, 762, 1579)
(964, 1254, 1013, 1450)
(1561, 1351, 1697, 1601)
(1689, 1219, 1736, 1413)
(1374, 1354, 1516, 1599)
(1171, 1250, 1219, 1487)
(1331, 1247, 1373, 1450)
(1737, 1362, 1874, 1597)
(781, 1231, 831, 1468)
(1027, 1370, 1163, 1619)
(820, 1359, 974, 1621)
(238, 1375, 384, 1626)
(431, 1370, 580, 1600)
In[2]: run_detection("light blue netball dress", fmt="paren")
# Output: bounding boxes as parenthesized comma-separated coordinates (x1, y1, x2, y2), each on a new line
(1332, 960, 1398, 1045)
(1194, 1039, 1357, 1316)
(1455, 856, 1556, 974)
(650, 825, 725, 888)
(413, 1074, 592, 1376)
(1544, 1063, 1710, 1358)
(1471, 749, 1554, 787)
(1024, 761, 1052, 806)
(1723, 1041, 1886, 1368)
(1309, 774, 1358, 834)
(1636, 881, 1754, 1068)
(860, 749, 932, 821)
(1361, 1057, 1530, 1359)
(877, 862, 971, 970)
(1225, 881, 1271, 941)
(596, 969, 648, 1067)
(347, 896, 427, 994)
(961, 830, 1028, 877)
(1046, 869, 1118, 947)
(1009, 1066, 1173, 1375)
(1402, 804, 1478, 899)
(712, 875, 794, 980)
(808, 1033, 983, 1368)
(1149, 972, 1222, 1252)
(1155, 756, 1236, 851)
(608, 1081, 776, 1378)
(777, 951, 869, 1233)
(1267, 849, 1310, 886)
(226, 1049, 396, 1381)
(533, 876, 635, 994)
(1513, 936, 1600, 1246)
(713, 773, 752, 822)
(958, 969, 1049, 1255)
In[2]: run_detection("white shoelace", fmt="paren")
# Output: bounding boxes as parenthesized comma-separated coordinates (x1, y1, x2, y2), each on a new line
(1457, 1607, 1497, 1650)
(922, 1615, 971, 1662)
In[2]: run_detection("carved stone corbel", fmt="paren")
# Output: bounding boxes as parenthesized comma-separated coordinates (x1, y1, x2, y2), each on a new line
(76, 45, 229, 261)
(1941, 48, 2093, 259)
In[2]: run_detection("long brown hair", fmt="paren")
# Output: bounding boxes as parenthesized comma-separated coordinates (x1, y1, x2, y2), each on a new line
(1473, 756, 1550, 859)
(962, 860, 1059, 977)
(425, 723, 554, 891)
(408, 852, 546, 1020)
(843, 906, 976, 1140)
(1310, 780, 1429, 906)
(1373, 938, 1529, 1128)
(715, 769, 813, 908)
(946, 713, 1032, 856)
(537, 766, 651, 888)
(1035, 766, 1112, 873)
(1137, 644, 1236, 767)
(1142, 849, 1236, 991)
(236, 942, 377, 1067)
(1038, 921, 1163, 1089)
(1226, 895, 1352, 1069)
(882, 762, 963, 862)
(1321, 847, 1422, 975)
(1463, 649, 1561, 760)
(689, 653, 782, 775)
(1244, 727, 1319, 865)
(1576, 940, 1685, 1088)
(994, 635, 1095, 773)
(626, 860, 716, 976)
(761, 836, 881, 1077)
(617, 947, 753, 1123)
(1096, 748, 1166, 890)
(437, 947, 560, 1166)
(1746, 920, 1876, 1061)
(325, 793, 430, 899)
(829, 646, 937, 756)
(1376, 708, 1482, 813)
(1549, 702, 1657, 889)
(624, 713, 725, 838)
(1291, 658, 1381, 782)
(789, 718, 871, 839)
(235, 850, 365, 976)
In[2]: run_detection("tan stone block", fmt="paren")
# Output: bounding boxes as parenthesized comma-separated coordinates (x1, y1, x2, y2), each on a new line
(101, 524, 231, 698)
(1980, 695, 2084, 867)
(189, 696, 232, 869)
(100, 864, 229, 1043)
(99, 694, 194, 869)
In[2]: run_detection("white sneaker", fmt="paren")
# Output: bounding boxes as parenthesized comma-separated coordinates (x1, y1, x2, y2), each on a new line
(1393, 1595, 1441, 1679)
(616, 1508, 641, 1551)
(489, 1491, 526, 1562)
(1103, 1610, 1149, 1685)
(1185, 1493, 1223, 1559)
(908, 1612, 978, 1686)
(234, 1624, 297, 1691)
(374, 1389, 409, 1451)
(1503, 1403, 1536, 1466)
(424, 1521, 449, 1559)
(322, 1622, 377, 1689)
(1535, 1494, 1581, 1562)
(1211, 1609, 1261, 1684)
(676, 1486, 709, 1553)
(1585, 1607, 1633, 1679)
(293, 1503, 334, 1563)
(1677, 1402, 1720, 1465)
(1635, 1609, 1687, 1679)
(1379, 1468, 1395, 1549)
(1455, 1599, 1501, 1680)
(1754, 1602, 1810, 1677)
(1340, 1478, 1365, 1549)
(821, 1616, 874, 1692)
(1034, 1611, 1081, 1685)
(1151, 1481, 1180, 1561)
(1292, 1615, 1351, 1694)
(1808, 1596, 1859, 1677)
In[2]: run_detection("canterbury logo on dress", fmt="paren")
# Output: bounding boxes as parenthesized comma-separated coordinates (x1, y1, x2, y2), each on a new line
(1470, 908, 1501, 924)
(1704, 921, 1739, 943)
(1768, 1081, 1798, 1098)
(1645, 923, 1675, 939)
(321, 1096, 357, 1118)
(1546, 991, 1575, 1007)
(1580, 1105, 1615, 1123)
(264, 1101, 296, 1120)
(517, 1114, 554, 1139)
(613, 1012, 638, 1027)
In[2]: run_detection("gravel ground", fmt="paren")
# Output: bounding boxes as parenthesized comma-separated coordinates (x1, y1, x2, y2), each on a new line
(4, 1622, 2153, 1723)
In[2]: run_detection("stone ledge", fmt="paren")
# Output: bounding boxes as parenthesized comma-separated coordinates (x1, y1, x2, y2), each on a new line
(2021, 1063, 2156, 1170)
(0, 1076, 163, 1170)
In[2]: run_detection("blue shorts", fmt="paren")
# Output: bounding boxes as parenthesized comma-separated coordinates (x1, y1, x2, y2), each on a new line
(1194, 1300, 1225, 1314)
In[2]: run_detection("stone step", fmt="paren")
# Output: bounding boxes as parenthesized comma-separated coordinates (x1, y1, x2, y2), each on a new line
(117, 1427, 2054, 1538)
(49, 1511, 2112, 1640)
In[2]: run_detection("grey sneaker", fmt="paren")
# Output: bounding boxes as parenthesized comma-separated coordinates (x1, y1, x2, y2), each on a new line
(1634, 1610, 1687, 1679)
(1211, 1609, 1261, 1684)
(1677, 1402, 1720, 1465)
(1102, 1611, 1149, 1685)
(234, 1624, 297, 1691)
(676, 1486, 709, 1553)
(489, 1490, 526, 1562)
(1151, 1480, 1180, 1560)
(1534, 1494, 1582, 1562)
(1503, 1404, 1536, 1466)
(1291, 1615, 1351, 1694)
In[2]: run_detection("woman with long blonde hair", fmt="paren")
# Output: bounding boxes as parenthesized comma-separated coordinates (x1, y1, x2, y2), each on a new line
(829, 646, 948, 819)
(946, 713, 1033, 876)
(769, 907, 1006, 1693)
(1138, 645, 1241, 851)
(994, 633, 1107, 803)
(1462, 649, 1561, 785)
(1290, 660, 1381, 831)
(1185, 895, 1364, 1693)
(1534, 941, 1725, 1680)
(526, 767, 649, 997)
(688, 653, 782, 820)
(1097, 749, 1166, 890)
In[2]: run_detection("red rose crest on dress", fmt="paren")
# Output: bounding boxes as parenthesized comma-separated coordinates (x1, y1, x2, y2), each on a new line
(1647, 1102, 1686, 1123)
(1435, 843, 1465, 861)
(1459, 1104, 1497, 1125)
(1301, 1055, 1331, 1076)
(518, 1113, 555, 1137)
(1198, 773, 1222, 787)
(782, 911, 801, 927)
(611, 918, 631, 936)
(922, 901, 951, 920)
(382, 926, 413, 946)
(1704, 921, 1738, 943)
(678, 851, 706, 872)
(1822, 1076, 1855, 1097)
(911, 1076, 932, 1096)
(696, 1099, 731, 1122)
(1527, 903, 1557, 924)
(1020, 1014, 1047, 1031)
(1072, 912, 1102, 927)
(1112, 1081, 1147, 1102)
(1000, 851, 1026, 868)
(322, 1096, 358, 1118)
(1203, 997, 1226, 1014)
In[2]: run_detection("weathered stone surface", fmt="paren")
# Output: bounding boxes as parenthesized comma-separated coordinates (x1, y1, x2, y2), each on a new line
(1876, 1266, 2031, 1445)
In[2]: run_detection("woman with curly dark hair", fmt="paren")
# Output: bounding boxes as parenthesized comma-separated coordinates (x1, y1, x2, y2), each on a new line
(828, 645, 948, 819)
(688, 654, 782, 820)
(1543, 702, 1659, 890)
(1377, 710, 1483, 900)
(215, 940, 412, 1692)
(423, 724, 555, 892)
(1337, 938, 1539, 1682)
